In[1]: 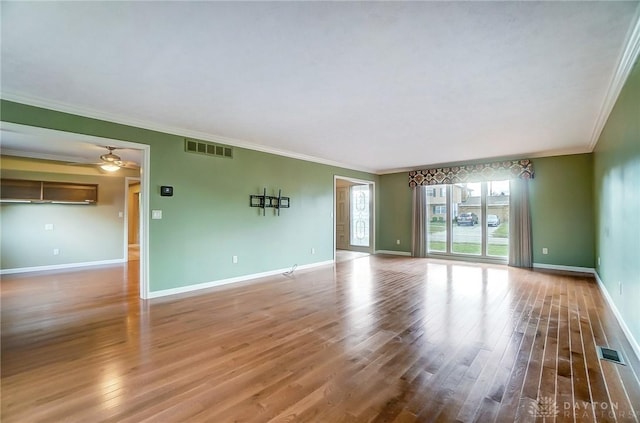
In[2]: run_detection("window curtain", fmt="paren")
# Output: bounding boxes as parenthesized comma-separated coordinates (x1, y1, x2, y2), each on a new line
(411, 186, 428, 257)
(509, 178, 533, 268)
(408, 159, 534, 186)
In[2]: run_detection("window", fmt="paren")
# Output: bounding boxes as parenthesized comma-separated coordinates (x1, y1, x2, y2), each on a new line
(452, 182, 482, 255)
(426, 185, 447, 252)
(425, 181, 509, 259)
(426, 188, 436, 197)
(433, 205, 446, 214)
(350, 185, 370, 247)
(487, 180, 509, 258)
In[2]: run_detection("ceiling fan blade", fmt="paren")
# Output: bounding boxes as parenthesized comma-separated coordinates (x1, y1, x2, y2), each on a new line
(119, 161, 140, 169)
(66, 161, 103, 166)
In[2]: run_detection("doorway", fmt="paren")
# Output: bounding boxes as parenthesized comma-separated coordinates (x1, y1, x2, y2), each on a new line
(126, 178, 141, 262)
(0, 122, 150, 298)
(334, 176, 375, 261)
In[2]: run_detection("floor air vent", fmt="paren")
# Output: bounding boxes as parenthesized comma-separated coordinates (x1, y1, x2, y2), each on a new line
(597, 346, 625, 365)
(185, 138, 233, 159)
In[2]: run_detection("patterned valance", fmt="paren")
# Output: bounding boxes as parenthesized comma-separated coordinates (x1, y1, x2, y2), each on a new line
(408, 159, 534, 187)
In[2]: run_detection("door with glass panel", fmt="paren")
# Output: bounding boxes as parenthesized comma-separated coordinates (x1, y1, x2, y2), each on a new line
(426, 180, 509, 259)
(486, 180, 509, 258)
(452, 182, 482, 255)
(426, 186, 447, 253)
(350, 184, 370, 248)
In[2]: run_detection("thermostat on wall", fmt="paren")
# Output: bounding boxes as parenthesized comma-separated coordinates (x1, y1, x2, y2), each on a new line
(160, 186, 173, 196)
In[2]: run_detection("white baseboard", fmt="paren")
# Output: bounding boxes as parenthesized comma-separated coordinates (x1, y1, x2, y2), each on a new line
(375, 250, 412, 256)
(593, 271, 640, 364)
(533, 263, 596, 274)
(0, 258, 127, 275)
(148, 260, 334, 299)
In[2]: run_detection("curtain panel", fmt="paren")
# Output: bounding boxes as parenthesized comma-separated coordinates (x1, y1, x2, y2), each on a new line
(408, 159, 534, 187)
(411, 186, 429, 257)
(509, 178, 533, 268)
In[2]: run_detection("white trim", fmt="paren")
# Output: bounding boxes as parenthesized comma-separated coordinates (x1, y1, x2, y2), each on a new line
(375, 250, 412, 256)
(0, 258, 126, 275)
(532, 263, 596, 274)
(147, 260, 334, 299)
(1, 93, 377, 174)
(139, 144, 151, 299)
(589, 5, 640, 150)
(594, 271, 640, 364)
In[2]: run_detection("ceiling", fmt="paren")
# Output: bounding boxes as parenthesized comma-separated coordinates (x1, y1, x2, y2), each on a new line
(1, 2, 639, 174)
(0, 123, 142, 165)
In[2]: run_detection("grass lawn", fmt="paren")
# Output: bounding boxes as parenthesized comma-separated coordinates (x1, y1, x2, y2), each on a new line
(428, 221, 446, 233)
(490, 223, 509, 238)
(429, 241, 508, 257)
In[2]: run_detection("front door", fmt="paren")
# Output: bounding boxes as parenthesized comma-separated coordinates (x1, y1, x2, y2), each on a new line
(336, 186, 349, 249)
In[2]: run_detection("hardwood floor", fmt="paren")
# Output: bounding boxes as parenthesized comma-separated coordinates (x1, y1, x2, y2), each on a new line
(335, 249, 370, 263)
(2, 256, 639, 422)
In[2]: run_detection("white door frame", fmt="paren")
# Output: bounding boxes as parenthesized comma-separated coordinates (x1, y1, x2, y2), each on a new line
(0, 122, 151, 299)
(333, 175, 376, 261)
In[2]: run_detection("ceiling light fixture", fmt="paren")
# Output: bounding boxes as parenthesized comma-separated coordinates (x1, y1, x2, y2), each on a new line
(98, 146, 124, 171)
(100, 163, 121, 172)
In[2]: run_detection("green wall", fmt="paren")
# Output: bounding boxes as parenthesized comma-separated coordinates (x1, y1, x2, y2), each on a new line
(593, 57, 640, 345)
(529, 154, 594, 267)
(377, 172, 413, 253)
(0, 100, 376, 292)
(377, 154, 596, 268)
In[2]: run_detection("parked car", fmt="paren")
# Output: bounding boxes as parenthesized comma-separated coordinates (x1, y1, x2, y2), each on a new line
(457, 212, 478, 226)
(487, 214, 501, 227)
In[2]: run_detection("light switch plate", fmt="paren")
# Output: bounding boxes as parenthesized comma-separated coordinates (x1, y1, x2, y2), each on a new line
(152, 210, 163, 219)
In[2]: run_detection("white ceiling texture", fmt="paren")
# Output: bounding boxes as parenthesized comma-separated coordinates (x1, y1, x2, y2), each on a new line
(1, 1, 639, 173)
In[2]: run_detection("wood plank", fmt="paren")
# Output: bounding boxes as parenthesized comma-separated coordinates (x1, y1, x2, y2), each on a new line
(1, 256, 639, 422)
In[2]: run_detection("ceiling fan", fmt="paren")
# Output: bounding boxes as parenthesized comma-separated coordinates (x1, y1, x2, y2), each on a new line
(70, 145, 140, 172)
(76, 146, 140, 172)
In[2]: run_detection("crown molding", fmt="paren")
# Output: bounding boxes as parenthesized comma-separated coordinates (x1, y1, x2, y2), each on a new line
(0, 92, 378, 175)
(589, 4, 640, 150)
(378, 146, 592, 175)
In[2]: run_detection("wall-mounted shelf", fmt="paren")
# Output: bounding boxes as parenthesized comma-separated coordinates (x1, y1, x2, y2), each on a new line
(0, 179, 98, 204)
(250, 188, 290, 216)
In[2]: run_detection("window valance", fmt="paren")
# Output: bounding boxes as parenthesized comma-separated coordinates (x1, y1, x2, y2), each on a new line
(408, 159, 534, 187)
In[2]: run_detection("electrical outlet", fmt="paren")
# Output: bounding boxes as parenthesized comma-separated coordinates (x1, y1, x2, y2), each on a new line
(311, 248, 315, 255)
(396, 239, 400, 245)
(232, 255, 238, 264)
(44, 223, 54, 231)
(542, 248, 548, 255)
(53, 248, 59, 256)
(118, 211, 123, 218)
(598, 256, 601, 266)
(619, 281, 623, 295)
